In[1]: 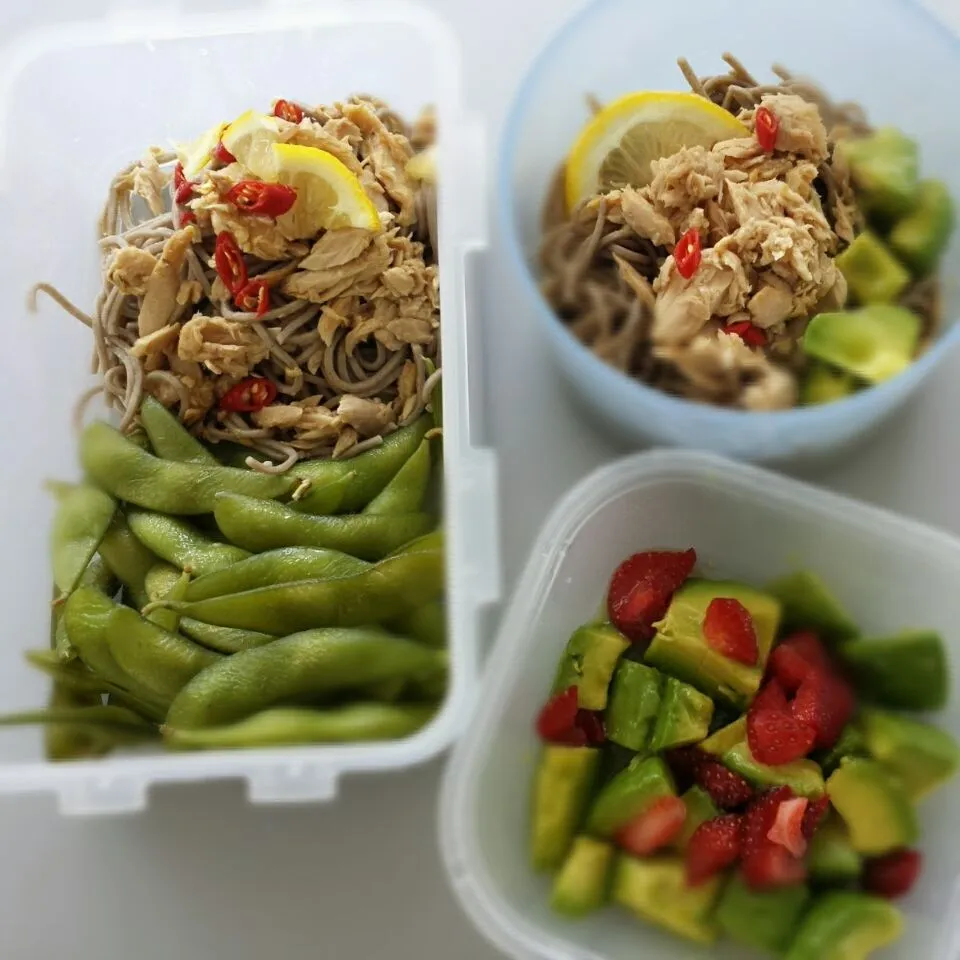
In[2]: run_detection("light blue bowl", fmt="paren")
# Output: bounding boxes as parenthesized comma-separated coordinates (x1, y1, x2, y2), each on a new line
(499, 0, 960, 463)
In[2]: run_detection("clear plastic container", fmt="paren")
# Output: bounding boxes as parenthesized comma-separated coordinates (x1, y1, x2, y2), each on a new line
(440, 449, 960, 960)
(498, 0, 960, 464)
(0, 0, 499, 814)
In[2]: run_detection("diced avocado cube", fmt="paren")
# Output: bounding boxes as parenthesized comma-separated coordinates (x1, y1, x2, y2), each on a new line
(611, 856, 722, 945)
(672, 786, 719, 852)
(550, 836, 615, 917)
(808, 815, 863, 884)
(767, 570, 859, 643)
(889, 179, 955, 277)
(597, 743, 638, 787)
(801, 363, 858, 406)
(531, 746, 601, 871)
(716, 872, 811, 953)
(553, 623, 631, 710)
(826, 758, 918, 856)
(803, 306, 921, 384)
(784, 891, 903, 960)
(840, 127, 920, 222)
(859, 708, 960, 800)
(836, 231, 911, 305)
(645, 579, 782, 709)
(817, 724, 868, 777)
(649, 677, 714, 752)
(839, 629, 948, 711)
(700, 716, 747, 757)
(586, 755, 675, 838)
(723, 741, 825, 799)
(606, 660, 662, 752)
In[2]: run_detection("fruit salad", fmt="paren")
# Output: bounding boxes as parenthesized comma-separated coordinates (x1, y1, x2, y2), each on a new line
(529, 549, 957, 958)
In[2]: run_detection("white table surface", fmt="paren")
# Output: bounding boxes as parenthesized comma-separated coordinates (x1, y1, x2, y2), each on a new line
(1, 1, 959, 957)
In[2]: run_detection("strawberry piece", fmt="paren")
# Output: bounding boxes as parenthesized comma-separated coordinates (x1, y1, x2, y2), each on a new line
(616, 795, 688, 857)
(792, 670, 855, 750)
(766, 796, 809, 857)
(742, 787, 794, 861)
(607, 549, 697, 643)
(753, 678, 789, 715)
(742, 843, 807, 890)
(767, 631, 830, 693)
(576, 709, 607, 746)
(703, 598, 759, 665)
(863, 849, 923, 899)
(535, 686, 579, 742)
(686, 814, 743, 886)
(747, 708, 816, 765)
(695, 757, 755, 810)
(802, 796, 831, 840)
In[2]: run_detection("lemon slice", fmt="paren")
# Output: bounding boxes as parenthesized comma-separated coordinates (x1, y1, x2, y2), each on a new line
(221, 109, 287, 180)
(271, 142, 382, 238)
(565, 91, 749, 209)
(175, 121, 228, 177)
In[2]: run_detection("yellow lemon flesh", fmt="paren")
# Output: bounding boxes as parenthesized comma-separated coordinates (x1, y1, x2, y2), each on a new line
(221, 109, 287, 180)
(176, 121, 228, 177)
(564, 91, 749, 210)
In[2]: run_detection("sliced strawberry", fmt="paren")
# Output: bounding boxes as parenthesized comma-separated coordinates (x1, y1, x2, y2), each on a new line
(665, 747, 704, 791)
(753, 678, 789, 715)
(747, 709, 816, 765)
(616, 795, 688, 857)
(703, 598, 759, 665)
(742, 843, 807, 890)
(686, 814, 743, 886)
(793, 670, 855, 750)
(607, 549, 697, 643)
(766, 796, 809, 857)
(535, 686, 579, 742)
(863, 849, 923, 899)
(742, 787, 794, 861)
(801, 796, 831, 840)
(767, 631, 830, 693)
(575, 709, 607, 746)
(695, 757, 755, 810)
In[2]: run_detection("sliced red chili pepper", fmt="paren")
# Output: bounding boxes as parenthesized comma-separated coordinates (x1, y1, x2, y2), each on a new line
(755, 106, 780, 153)
(173, 162, 194, 205)
(273, 99, 304, 124)
(225, 181, 298, 218)
(213, 140, 236, 165)
(723, 320, 767, 348)
(214, 231, 248, 295)
(219, 377, 278, 414)
(535, 686, 579, 742)
(178, 209, 197, 226)
(675, 228, 702, 280)
(234, 280, 271, 318)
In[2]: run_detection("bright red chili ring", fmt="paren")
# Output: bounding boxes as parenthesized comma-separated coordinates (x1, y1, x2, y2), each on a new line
(675, 228, 703, 280)
(234, 280, 271, 318)
(723, 320, 767, 348)
(172, 162, 194, 205)
(225, 181, 298, 218)
(213, 140, 236, 165)
(214, 231, 248, 295)
(273, 99, 304, 124)
(219, 377, 278, 413)
(755, 107, 780, 153)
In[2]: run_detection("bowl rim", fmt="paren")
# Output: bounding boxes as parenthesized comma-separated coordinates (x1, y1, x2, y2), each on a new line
(497, 0, 960, 429)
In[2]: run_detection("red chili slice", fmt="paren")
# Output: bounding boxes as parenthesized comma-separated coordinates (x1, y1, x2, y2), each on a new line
(214, 231, 248, 295)
(219, 377, 278, 414)
(723, 321, 767, 348)
(173, 162, 194, 204)
(225, 181, 298, 218)
(675, 228, 702, 280)
(273, 99, 305, 124)
(178, 210, 197, 226)
(755, 106, 780, 153)
(213, 140, 237, 165)
(234, 280, 271, 318)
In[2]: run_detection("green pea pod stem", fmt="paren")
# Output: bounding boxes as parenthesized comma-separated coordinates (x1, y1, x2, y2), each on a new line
(292, 416, 431, 513)
(214, 492, 432, 560)
(98, 512, 159, 609)
(389, 600, 446, 648)
(144, 563, 191, 633)
(50, 484, 117, 595)
(0, 706, 158, 745)
(161, 531, 444, 634)
(185, 547, 369, 602)
(127, 509, 249, 577)
(106, 606, 221, 702)
(139, 396, 218, 465)
(80, 421, 295, 514)
(166, 626, 447, 729)
(179, 618, 276, 655)
(363, 438, 432, 516)
(163, 703, 436, 749)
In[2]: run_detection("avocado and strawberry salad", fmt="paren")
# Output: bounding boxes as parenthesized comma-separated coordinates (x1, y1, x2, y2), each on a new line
(530, 548, 957, 958)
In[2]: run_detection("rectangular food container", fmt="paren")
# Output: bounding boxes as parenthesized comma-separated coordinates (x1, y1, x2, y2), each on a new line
(0, 0, 499, 814)
(440, 450, 960, 960)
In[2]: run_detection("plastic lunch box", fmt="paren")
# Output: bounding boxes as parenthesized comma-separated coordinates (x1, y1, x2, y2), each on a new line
(440, 450, 960, 960)
(0, 1, 499, 814)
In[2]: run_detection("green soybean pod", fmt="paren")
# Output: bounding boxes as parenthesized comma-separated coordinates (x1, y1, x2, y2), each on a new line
(390, 601, 446, 648)
(98, 511, 160, 609)
(127, 509, 249, 577)
(214, 492, 432, 560)
(50, 483, 117, 595)
(54, 555, 115, 662)
(139, 395, 218, 465)
(179, 618, 276, 654)
(80, 421, 295, 515)
(362, 438, 432, 516)
(44, 685, 113, 760)
(163, 703, 436, 749)
(144, 563, 191, 633)
(166, 627, 447, 729)
(0, 705, 158, 744)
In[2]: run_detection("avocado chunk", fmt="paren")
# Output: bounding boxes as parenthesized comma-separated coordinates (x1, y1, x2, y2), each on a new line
(808, 815, 863, 884)
(586, 755, 675, 837)
(840, 629, 948, 711)
(716, 872, 811, 953)
(700, 716, 747, 757)
(889, 179, 955, 277)
(801, 363, 857, 406)
(531, 746, 601, 871)
(723, 741, 825, 798)
(645, 578, 782, 708)
(784, 891, 903, 960)
(553, 623, 630, 710)
(803, 305, 920, 384)
(606, 660, 662, 752)
(766, 570, 859, 642)
(672, 786, 720, 851)
(550, 836, 615, 917)
(649, 677, 714, 752)
(840, 126, 920, 222)
(826, 758, 918, 856)
(817, 724, 868, 777)
(835, 231, 911, 305)
(859, 708, 960, 800)
(612, 855, 721, 945)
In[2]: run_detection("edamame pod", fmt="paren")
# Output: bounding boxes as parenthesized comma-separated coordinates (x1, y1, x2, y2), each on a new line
(80, 421, 295, 514)
(44, 685, 113, 760)
(139, 396, 218, 465)
(127, 509, 249, 577)
(144, 563, 190, 633)
(54, 555, 115, 662)
(214, 492, 432, 560)
(363, 438, 432, 515)
(179, 618, 275, 654)
(0, 705, 158, 745)
(390, 601, 446, 648)
(166, 626, 447, 729)
(163, 703, 436, 749)
(50, 484, 117, 595)
(98, 512, 159, 609)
